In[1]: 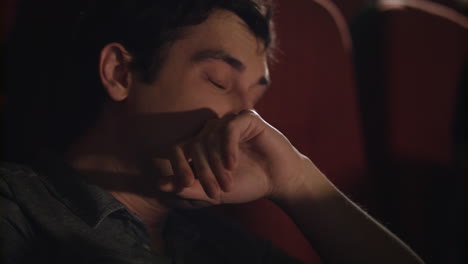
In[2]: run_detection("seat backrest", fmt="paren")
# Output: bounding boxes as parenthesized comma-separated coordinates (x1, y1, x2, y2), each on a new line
(258, 0, 367, 197)
(351, 0, 466, 262)
(378, 0, 466, 164)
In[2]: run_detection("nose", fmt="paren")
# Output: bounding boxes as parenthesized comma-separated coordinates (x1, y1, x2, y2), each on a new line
(235, 91, 256, 113)
(221, 85, 257, 118)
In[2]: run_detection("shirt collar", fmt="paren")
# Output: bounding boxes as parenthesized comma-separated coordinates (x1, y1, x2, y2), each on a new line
(32, 152, 126, 228)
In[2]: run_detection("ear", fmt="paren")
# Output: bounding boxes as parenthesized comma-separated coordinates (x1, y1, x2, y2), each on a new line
(99, 43, 133, 101)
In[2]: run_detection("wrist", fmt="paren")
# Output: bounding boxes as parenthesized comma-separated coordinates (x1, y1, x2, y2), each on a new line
(270, 157, 337, 208)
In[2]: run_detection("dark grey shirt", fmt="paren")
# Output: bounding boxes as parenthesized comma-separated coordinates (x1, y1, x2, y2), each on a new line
(0, 156, 302, 264)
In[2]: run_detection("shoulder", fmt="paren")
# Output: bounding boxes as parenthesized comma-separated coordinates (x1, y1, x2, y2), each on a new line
(0, 161, 49, 208)
(0, 161, 40, 199)
(0, 162, 38, 263)
(0, 161, 40, 212)
(0, 161, 38, 178)
(0, 161, 55, 237)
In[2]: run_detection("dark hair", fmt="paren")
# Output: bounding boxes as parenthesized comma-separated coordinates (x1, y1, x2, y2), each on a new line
(2, 0, 275, 162)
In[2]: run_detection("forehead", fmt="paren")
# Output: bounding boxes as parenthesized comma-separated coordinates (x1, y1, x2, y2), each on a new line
(171, 9, 268, 68)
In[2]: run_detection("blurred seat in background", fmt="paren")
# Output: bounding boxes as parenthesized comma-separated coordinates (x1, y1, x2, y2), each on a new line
(351, 0, 467, 262)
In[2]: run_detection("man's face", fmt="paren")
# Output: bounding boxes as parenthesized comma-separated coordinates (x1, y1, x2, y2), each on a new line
(126, 10, 270, 153)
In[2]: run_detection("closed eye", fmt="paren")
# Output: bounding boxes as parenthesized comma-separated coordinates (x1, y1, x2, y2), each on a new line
(208, 78, 226, 89)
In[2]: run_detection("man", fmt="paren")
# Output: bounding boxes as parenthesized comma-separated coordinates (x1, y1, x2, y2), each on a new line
(1, 0, 424, 263)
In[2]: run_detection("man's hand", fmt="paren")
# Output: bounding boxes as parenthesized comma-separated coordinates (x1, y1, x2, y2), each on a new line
(155, 109, 425, 263)
(157, 109, 308, 205)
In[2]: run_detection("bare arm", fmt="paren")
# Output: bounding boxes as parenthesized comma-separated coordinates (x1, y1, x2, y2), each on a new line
(272, 157, 425, 264)
(162, 110, 425, 263)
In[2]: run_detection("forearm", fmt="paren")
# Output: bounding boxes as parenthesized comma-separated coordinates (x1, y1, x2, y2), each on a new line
(272, 157, 425, 264)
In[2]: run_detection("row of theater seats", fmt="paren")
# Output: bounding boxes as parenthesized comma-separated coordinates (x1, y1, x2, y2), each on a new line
(2, 0, 465, 263)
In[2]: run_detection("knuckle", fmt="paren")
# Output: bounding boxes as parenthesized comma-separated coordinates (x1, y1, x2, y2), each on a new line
(240, 109, 259, 117)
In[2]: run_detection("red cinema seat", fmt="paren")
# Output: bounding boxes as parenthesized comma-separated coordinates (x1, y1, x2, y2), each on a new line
(351, 0, 466, 262)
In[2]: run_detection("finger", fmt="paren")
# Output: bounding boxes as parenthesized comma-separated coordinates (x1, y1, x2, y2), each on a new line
(206, 146, 233, 192)
(201, 120, 233, 192)
(169, 144, 195, 188)
(223, 116, 244, 171)
(155, 166, 214, 202)
(191, 142, 221, 200)
(174, 180, 213, 201)
(156, 174, 179, 193)
(157, 176, 219, 206)
(157, 145, 193, 193)
(218, 114, 237, 169)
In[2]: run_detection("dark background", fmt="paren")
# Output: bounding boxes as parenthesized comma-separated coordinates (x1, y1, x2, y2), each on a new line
(1, 0, 466, 263)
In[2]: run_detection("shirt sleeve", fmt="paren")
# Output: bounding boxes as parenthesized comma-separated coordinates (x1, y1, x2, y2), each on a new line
(0, 173, 35, 264)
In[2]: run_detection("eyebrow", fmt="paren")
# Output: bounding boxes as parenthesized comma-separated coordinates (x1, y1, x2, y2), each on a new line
(190, 49, 271, 87)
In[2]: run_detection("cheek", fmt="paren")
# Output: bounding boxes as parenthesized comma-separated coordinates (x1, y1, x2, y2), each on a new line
(129, 71, 198, 114)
